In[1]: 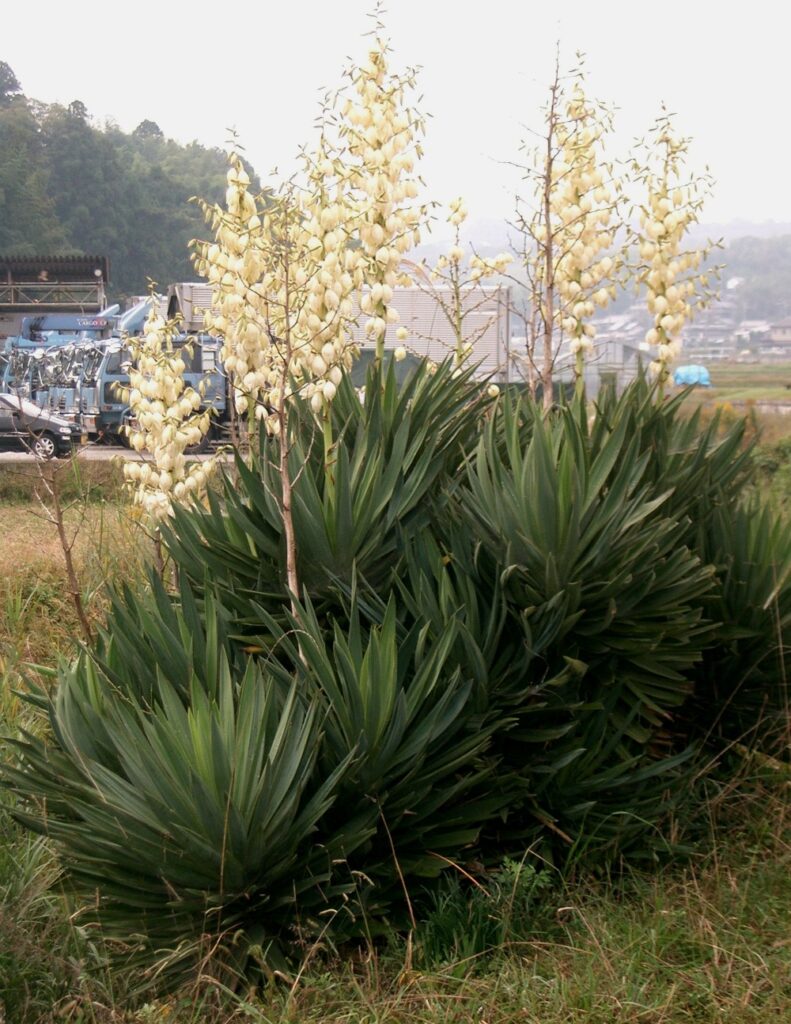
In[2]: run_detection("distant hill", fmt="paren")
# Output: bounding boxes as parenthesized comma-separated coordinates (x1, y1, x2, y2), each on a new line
(417, 219, 791, 324)
(0, 60, 258, 298)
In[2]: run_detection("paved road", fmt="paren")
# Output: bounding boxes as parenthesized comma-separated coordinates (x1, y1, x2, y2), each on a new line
(0, 445, 218, 464)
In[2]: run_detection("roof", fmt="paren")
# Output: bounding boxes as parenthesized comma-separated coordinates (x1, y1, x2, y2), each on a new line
(0, 254, 110, 281)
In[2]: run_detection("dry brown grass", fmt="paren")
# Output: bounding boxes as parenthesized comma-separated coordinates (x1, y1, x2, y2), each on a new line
(0, 500, 148, 666)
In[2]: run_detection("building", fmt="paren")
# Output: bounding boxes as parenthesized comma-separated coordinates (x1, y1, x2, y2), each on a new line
(349, 285, 512, 380)
(769, 317, 791, 350)
(0, 254, 109, 341)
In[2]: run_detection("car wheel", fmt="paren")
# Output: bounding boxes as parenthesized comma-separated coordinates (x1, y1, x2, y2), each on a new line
(33, 432, 58, 460)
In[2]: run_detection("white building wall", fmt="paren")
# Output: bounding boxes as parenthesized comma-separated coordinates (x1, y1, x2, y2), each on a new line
(349, 285, 512, 380)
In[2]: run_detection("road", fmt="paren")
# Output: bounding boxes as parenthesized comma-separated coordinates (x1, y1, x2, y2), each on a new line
(0, 445, 218, 464)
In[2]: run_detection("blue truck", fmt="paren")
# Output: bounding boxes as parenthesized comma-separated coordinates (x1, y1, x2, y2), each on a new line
(1, 287, 231, 444)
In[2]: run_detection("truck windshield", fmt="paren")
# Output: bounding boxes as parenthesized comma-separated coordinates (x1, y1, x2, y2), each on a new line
(104, 348, 132, 374)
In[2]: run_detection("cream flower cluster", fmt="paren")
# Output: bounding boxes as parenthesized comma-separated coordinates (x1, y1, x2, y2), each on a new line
(469, 252, 513, 281)
(121, 312, 215, 520)
(193, 152, 357, 427)
(547, 82, 618, 364)
(341, 35, 426, 353)
(634, 119, 713, 382)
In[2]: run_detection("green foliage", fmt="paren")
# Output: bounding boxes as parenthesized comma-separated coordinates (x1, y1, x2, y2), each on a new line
(3, 362, 789, 992)
(415, 859, 557, 970)
(692, 501, 791, 751)
(0, 61, 22, 106)
(164, 358, 484, 615)
(5, 585, 360, 988)
(460, 396, 716, 858)
(753, 435, 791, 512)
(0, 100, 70, 252)
(0, 812, 73, 1020)
(0, 79, 245, 294)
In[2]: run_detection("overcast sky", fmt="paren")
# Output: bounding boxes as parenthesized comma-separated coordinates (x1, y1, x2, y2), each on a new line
(4, 1, 786, 232)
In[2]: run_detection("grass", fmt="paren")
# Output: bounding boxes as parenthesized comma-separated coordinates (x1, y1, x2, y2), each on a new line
(678, 361, 791, 442)
(1, 656, 789, 1020)
(0, 458, 127, 504)
(704, 361, 791, 393)
(0, 501, 147, 667)
(0, 768, 787, 1023)
(672, 365, 791, 509)
(245, 769, 791, 1024)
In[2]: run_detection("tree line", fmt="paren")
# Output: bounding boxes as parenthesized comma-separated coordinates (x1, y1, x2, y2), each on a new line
(0, 60, 252, 297)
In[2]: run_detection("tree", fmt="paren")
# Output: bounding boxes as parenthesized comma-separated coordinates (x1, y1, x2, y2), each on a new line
(0, 61, 22, 106)
(67, 99, 88, 120)
(0, 102, 69, 251)
(133, 119, 164, 139)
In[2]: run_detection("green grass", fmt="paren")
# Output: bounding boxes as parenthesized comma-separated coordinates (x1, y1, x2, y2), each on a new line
(678, 362, 791, 442)
(246, 773, 791, 1024)
(1, 765, 786, 1023)
(704, 362, 791, 392)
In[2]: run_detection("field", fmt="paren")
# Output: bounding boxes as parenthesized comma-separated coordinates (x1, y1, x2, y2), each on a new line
(678, 361, 791, 446)
(1, 404, 790, 1023)
(703, 361, 791, 402)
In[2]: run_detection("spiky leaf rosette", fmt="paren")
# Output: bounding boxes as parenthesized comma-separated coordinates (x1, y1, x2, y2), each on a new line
(162, 358, 485, 632)
(3, 583, 360, 990)
(689, 500, 791, 754)
(459, 393, 716, 860)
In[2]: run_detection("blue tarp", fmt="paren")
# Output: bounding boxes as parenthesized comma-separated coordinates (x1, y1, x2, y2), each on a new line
(673, 364, 712, 387)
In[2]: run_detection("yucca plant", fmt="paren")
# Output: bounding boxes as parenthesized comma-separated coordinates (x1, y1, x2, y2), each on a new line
(458, 394, 716, 860)
(689, 500, 791, 753)
(588, 379, 789, 757)
(3, 583, 362, 990)
(5, 354, 788, 993)
(589, 375, 754, 549)
(248, 593, 505, 926)
(163, 358, 485, 630)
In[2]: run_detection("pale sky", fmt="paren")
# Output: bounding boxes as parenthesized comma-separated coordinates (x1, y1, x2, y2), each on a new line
(4, 1, 787, 232)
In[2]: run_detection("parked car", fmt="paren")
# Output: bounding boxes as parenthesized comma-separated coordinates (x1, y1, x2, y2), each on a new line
(0, 393, 79, 459)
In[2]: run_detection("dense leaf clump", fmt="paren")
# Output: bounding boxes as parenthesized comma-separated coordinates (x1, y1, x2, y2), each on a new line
(4, 363, 789, 990)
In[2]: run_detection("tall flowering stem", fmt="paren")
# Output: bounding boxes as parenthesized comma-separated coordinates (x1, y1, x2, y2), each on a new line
(409, 197, 512, 373)
(193, 150, 358, 609)
(515, 55, 623, 410)
(631, 110, 718, 398)
(339, 19, 427, 366)
(121, 308, 216, 525)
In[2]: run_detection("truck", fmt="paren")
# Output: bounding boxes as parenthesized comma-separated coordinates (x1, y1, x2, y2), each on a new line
(1, 309, 119, 407)
(78, 285, 227, 442)
(1, 290, 229, 443)
(82, 332, 226, 443)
